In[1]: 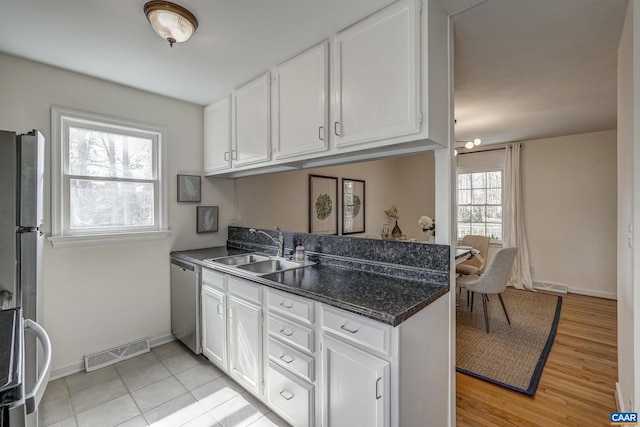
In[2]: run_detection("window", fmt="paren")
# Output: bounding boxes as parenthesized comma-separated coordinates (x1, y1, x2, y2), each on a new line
(50, 107, 169, 247)
(457, 170, 503, 241)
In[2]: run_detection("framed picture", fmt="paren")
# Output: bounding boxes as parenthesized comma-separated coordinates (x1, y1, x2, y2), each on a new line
(177, 174, 201, 202)
(196, 206, 218, 233)
(342, 178, 365, 234)
(309, 174, 338, 235)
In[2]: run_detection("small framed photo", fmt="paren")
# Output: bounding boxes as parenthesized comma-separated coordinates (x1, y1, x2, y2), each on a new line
(177, 174, 201, 202)
(342, 178, 365, 235)
(197, 206, 218, 233)
(309, 174, 338, 235)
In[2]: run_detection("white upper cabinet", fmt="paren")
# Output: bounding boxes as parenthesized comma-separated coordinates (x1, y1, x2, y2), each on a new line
(233, 72, 272, 167)
(273, 41, 329, 160)
(204, 95, 232, 174)
(203, 0, 449, 177)
(332, 0, 419, 149)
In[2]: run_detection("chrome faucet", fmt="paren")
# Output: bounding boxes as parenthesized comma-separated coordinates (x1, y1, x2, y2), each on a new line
(249, 227, 285, 258)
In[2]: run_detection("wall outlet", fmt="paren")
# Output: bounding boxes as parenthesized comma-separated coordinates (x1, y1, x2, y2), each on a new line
(228, 217, 241, 226)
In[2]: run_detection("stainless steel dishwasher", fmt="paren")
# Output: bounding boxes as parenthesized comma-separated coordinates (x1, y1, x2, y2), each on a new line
(170, 257, 202, 354)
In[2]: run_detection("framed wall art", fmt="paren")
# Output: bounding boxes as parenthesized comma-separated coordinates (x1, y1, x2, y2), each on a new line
(196, 206, 218, 233)
(177, 174, 201, 202)
(308, 174, 338, 235)
(342, 178, 365, 235)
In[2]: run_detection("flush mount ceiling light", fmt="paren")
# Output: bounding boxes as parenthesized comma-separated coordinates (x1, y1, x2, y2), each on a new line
(144, 1, 198, 48)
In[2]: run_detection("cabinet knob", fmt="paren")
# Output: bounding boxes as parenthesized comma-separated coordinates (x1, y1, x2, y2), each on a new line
(279, 326, 294, 337)
(340, 323, 360, 334)
(280, 299, 294, 309)
(279, 390, 294, 401)
(279, 354, 295, 364)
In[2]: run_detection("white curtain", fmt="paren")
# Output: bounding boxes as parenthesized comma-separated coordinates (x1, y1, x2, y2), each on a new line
(504, 143, 533, 290)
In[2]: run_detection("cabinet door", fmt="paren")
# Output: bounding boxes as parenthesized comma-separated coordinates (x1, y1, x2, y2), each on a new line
(201, 285, 227, 370)
(332, 0, 419, 148)
(228, 295, 263, 395)
(233, 73, 271, 167)
(204, 95, 232, 174)
(274, 42, 329, 160)
(323, 335, 390, 427)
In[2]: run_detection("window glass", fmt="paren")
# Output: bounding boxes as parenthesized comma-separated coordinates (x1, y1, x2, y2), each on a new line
(457, 170, 503, 241)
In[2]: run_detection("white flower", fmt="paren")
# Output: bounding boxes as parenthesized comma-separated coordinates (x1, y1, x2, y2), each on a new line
(418, 215, 434, 230)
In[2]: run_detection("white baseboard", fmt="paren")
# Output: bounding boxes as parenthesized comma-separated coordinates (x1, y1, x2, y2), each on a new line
(49, 334, 176, 381)
(50, 361, 84, 381)
(149, 334, 176, 348)
(567, 287, 617, 300)
(615, 382, 625, 412)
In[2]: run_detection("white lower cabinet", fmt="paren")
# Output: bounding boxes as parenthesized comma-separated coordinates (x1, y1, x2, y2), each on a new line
(228, 293, 263, 396)
(201, 285, 227, 370)
(201, 267, 450, 426)
(267, 361, 314, 426)
(322, 334, 390, 427)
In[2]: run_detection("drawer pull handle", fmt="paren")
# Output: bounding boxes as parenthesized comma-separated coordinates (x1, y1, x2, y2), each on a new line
(280, 390, 294, 401)
(280, 300, 294, 309)
(375, 377, 382, 400)
(280, 327, 294, 337)
(340, 323, 360, 334)
(217, 303, 223, 315)
(334, 121, 340, 136)
(318, 126, 324, 141)
(224, 151, 229, 161)
(279, 354, 295, 364)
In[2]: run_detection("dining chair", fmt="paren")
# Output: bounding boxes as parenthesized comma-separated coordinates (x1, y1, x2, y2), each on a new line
(456, 235, 490, 276)
(456, 246, 518, 333)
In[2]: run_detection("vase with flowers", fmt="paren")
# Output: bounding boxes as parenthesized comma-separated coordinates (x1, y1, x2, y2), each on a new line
(385, 205, 402, 238)
(418, 215, 435, 242)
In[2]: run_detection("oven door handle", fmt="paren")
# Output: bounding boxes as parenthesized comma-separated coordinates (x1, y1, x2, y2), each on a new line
(24, 319, 52, 414)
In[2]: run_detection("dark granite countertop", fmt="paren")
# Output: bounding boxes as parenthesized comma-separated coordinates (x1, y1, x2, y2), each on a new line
(171, 246, 449, 327)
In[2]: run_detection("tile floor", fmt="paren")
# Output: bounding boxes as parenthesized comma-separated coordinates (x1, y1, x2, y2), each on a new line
(41, 341, 289, 427)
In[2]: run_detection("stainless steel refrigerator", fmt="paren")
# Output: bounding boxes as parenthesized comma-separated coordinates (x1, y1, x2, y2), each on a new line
(0, 130, 51, 427)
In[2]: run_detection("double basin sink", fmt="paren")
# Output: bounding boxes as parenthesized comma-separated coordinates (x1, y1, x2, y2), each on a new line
(204, 253, 315, 276)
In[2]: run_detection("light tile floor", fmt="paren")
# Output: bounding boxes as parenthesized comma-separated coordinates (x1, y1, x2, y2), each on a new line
(41, 341, 289, 427)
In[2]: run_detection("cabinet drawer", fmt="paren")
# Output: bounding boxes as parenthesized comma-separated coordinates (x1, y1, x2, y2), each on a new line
(321, 305, 391, 355)
(202, 268, 225, 291)
(267, 361, 314, 427)
(267, 288, 314, 325)
(268, 337, 314, 383)
(268, 313, 314, 353)
(228, 276, 261, 305)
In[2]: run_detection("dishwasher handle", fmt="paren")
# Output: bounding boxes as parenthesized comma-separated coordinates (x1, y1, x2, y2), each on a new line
(171, 258, 195, 271)
(24, 319, 52, 414)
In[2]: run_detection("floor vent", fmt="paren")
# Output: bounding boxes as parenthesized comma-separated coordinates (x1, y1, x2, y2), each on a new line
(84, 337, 150, 372)
(533, 281, 568, 294)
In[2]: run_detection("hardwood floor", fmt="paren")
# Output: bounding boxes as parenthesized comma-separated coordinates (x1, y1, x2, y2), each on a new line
(456, 292, 618, 427)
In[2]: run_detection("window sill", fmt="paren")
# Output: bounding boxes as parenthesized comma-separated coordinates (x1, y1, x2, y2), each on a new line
(48, 230, 172, 248)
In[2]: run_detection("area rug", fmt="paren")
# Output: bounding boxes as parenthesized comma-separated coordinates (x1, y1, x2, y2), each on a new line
(456, 287, 562, 396)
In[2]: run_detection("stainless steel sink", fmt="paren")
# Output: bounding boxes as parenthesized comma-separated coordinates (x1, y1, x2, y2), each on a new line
(237, 259, 314, 275)
(205, 253, 270, 266)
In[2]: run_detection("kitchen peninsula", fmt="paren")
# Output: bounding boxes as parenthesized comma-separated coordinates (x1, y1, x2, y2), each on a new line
(171, 227, 454, 426)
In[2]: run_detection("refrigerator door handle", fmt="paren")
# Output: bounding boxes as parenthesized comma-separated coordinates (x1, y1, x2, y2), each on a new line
(24, 319, 51, 414)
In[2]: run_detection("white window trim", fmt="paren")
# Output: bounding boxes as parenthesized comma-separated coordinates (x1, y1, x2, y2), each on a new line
(455, 166, 504, 244)
(49, 106, 171, 248)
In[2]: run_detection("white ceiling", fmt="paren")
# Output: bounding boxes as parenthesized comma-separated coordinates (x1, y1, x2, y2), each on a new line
(0, 0, 629, 146)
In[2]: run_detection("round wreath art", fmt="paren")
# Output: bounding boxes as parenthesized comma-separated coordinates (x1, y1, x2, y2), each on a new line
(315, 193, 333, 220)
